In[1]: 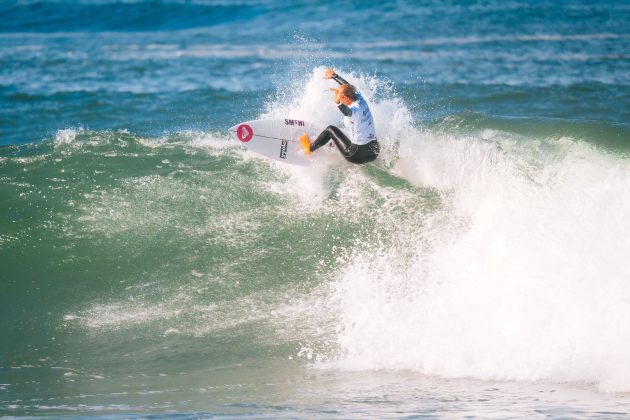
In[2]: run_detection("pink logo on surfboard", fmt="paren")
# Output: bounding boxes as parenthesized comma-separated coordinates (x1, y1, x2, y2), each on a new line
(237, 124, 253, 142)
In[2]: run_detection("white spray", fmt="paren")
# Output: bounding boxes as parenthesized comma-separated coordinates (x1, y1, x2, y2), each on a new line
(272, 68, 630, 393)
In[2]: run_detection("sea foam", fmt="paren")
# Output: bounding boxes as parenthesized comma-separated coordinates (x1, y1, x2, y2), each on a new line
(274, 69, 630, 393)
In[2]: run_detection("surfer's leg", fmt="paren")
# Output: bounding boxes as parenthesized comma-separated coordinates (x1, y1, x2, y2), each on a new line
(311, 125, 349, 152)
(310, 126, 335, 152)
(312, 125, 355, 158)
(311, 126, 363, 161)
(327, 125, 353, 152)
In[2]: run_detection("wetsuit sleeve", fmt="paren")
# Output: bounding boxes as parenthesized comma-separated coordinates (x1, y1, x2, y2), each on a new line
(331, 72, 352, 116)
(337, 103, 352, 117)
(331, 73, 350, 85)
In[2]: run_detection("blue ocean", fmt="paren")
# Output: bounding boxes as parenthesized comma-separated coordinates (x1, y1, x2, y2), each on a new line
(1, 0, 630, 417)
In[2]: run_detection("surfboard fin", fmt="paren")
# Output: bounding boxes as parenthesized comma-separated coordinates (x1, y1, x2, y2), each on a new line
(299, 134, 312, 155)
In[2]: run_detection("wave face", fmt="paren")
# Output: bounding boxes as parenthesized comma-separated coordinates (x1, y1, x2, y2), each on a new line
(1, 0, 630, 416)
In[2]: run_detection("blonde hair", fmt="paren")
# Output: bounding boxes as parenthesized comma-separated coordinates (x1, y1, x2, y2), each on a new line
(338, 84, 358, 101)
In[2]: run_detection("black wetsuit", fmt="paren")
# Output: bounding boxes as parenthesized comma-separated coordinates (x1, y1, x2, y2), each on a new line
(310, 73, 380, 164)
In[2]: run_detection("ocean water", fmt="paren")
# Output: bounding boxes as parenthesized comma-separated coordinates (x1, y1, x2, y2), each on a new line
(1, 0, 630, 417)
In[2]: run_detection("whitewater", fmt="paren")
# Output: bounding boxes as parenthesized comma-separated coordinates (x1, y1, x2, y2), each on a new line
(254, 68, 630, 392)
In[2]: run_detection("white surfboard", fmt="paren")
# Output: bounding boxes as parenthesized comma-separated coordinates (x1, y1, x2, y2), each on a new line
(228, 118, 337, 166)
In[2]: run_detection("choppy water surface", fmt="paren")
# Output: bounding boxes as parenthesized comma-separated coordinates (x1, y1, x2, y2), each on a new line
(1, 0, 630, 417)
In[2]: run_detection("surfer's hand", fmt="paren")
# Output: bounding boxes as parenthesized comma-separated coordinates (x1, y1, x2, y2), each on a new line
(324, 68, 335, 79)
(331, 88, 341, 104)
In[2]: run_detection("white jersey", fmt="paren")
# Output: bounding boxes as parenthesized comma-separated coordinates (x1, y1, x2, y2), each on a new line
(345, 93, 377, 145)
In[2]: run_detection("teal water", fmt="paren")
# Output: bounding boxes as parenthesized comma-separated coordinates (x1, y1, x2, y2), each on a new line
(2, 0, 630, 417)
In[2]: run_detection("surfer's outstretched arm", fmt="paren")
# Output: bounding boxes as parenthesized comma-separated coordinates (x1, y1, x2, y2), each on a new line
(324, 68, 349, 85)
(325, 69, 353, 116)
(331, 73, 349, 85)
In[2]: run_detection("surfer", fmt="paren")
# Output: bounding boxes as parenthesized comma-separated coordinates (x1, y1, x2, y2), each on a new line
(299, 68, 380, 164)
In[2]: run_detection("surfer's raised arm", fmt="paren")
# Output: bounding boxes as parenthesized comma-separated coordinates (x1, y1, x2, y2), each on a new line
(325, 68, 353, 117)
(324, 68, 349, 85)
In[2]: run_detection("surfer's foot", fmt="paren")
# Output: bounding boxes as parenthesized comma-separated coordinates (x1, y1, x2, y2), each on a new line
(299, 134, 312, 155)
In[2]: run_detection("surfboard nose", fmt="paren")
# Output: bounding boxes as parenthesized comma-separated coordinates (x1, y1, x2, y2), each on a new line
(227, 124, 239, 137)
(230, 122, 254, 143)
(228, 123, 249, 142)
